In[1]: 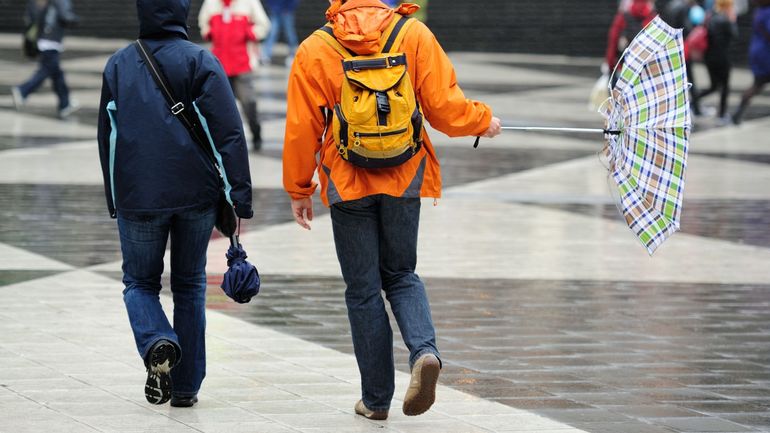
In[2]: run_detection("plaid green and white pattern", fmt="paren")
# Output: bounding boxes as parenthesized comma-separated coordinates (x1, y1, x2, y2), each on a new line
(602, 16, 691, 255)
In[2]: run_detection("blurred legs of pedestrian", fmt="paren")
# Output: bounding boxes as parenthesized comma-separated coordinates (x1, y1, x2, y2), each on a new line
(686, 61, 703, 116)
(14, 49, 79, 118)
(261, 11, 299, 67)
(228, 74, 262, 151)
(119, 207, 216, 406)
(733, 74, 770, 124)
(697, 60, 731, 121)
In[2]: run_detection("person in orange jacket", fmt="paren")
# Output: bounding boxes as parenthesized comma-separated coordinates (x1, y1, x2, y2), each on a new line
(282, 0, 501, 420)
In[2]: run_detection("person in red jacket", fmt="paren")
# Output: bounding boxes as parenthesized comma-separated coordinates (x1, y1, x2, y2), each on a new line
(199, 0, 270, 151)
(605, 0, 657, 73)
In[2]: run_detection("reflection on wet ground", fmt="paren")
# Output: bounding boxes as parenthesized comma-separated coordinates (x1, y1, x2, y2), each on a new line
(438, 147, 596, 187)
(204, 275, 770, 432)
(539, 200, 770, 249)
(0, 135, 86, 151)
(0, 185, 316, 267)
(0, 270, 64, 287)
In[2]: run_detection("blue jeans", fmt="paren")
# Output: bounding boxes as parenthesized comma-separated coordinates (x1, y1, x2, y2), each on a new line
(330, 195, 440, 411)
(117, 206, 216, 398)
(19, 50, 70, 110)
(261, 11, 299, 60)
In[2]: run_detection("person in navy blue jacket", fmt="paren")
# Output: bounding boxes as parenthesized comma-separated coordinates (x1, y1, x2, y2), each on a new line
(97, 0, 253, 408)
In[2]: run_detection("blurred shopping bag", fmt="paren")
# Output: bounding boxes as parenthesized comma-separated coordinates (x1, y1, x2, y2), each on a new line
(588, 72, 610, 112)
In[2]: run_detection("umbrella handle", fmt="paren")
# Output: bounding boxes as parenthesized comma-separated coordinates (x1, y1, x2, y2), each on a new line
(229, 218, 243, 247)
(473, 136, 481, 149)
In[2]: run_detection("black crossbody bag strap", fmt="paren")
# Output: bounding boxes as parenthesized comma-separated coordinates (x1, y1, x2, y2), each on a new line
(133, 39, 218, 168)
(134, 39, 239, 239)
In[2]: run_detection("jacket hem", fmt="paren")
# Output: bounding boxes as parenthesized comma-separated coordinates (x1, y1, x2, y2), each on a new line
(114, 201, 217, 216)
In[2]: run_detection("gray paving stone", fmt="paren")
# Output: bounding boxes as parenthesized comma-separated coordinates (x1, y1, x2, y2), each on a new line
(652, 417, 756, 432)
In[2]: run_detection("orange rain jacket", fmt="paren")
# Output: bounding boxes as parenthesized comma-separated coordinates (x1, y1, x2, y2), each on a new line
(282, 0, 492, 207)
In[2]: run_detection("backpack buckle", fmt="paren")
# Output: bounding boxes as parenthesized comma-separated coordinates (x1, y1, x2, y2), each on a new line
(171, 102, 185, 115)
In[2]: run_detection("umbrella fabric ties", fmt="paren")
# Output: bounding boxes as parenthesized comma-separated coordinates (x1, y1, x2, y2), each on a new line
(221, 220, 260, 304)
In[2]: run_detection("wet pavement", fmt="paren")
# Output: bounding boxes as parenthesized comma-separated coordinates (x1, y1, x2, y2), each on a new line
(1, 33, 770, 433)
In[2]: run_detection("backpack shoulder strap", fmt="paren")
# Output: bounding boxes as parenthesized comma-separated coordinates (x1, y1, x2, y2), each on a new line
(381, 15, 415, 53)
(313, 25, 355, 58)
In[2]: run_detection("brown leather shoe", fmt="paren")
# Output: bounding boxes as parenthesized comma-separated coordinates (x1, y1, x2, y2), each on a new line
(354, 399, 388, 420)
(402, 353, 441, 416)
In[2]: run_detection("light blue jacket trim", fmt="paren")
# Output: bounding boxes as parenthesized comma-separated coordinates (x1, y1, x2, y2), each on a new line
(106, 100, 118, 207)
(192, 101, 233, 206)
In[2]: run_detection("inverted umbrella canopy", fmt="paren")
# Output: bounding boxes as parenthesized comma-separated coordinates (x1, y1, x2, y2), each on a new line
(474, 16, 691, 255)
(603, 16, 691, 255)
(221, 234, 260, 304)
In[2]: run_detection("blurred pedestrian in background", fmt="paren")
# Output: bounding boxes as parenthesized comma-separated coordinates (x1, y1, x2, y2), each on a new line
(662, 0, 704, 115)
(283, 0, 501, 421)
(12, 0, 80, 119)
(697, 0, 738, 123)
(605, 0, 657, 77)
(261, 0, 300, 67)
(98, 0, 253, 408)
(199, 0, 270, 151)
(733, 0, 770, 124)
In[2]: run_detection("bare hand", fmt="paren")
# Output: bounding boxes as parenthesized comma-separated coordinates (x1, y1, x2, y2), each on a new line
(291, 197, 314, 230)
(483, 116, 501, 138)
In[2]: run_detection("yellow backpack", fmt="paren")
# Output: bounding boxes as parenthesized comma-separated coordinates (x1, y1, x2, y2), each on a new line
(314, 16, 424, 169)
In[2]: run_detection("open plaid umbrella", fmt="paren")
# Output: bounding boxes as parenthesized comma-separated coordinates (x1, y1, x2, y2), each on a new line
(603, 16, 691, 254)
(475, 16, 691, 255)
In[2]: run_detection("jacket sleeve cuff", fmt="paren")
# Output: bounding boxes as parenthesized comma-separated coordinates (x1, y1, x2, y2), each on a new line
(472, 106, 493, 137)
(287, 183, 318, 201)
(234, 203, 254, 219)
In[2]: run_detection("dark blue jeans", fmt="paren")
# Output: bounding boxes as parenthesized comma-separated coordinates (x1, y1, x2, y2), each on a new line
(117, 206, 216, 398)
(19, 50, 70, 110)
(331, 195, 440, 411)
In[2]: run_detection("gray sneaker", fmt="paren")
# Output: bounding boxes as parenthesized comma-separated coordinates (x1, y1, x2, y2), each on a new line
(59, 100, 81, 119)
(11, 87, 25, 110)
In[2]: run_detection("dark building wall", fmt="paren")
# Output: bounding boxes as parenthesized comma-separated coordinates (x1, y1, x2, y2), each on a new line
(0, 0, 754, 62)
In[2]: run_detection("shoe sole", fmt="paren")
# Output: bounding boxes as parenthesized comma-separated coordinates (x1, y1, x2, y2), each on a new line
(402, 356, 440, 416)
(145, 343, 176, 405)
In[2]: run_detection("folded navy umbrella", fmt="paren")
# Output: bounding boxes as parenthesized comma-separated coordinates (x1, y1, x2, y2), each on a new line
(221, 231, 260, 304)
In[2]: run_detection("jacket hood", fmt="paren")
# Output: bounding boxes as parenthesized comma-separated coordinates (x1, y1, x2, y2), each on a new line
(628, 0, 654, 18)
(137, 0, 190, 39)
(326, 0, 419, 55)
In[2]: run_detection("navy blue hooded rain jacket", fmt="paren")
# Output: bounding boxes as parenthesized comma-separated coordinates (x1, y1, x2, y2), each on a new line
(97, 0, 253, 219)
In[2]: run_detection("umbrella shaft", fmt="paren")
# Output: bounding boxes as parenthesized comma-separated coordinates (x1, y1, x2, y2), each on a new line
(501, 127, 620, 135)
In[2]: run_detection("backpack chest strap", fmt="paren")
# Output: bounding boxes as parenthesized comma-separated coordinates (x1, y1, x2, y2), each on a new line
(342, 54, 406, 72)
